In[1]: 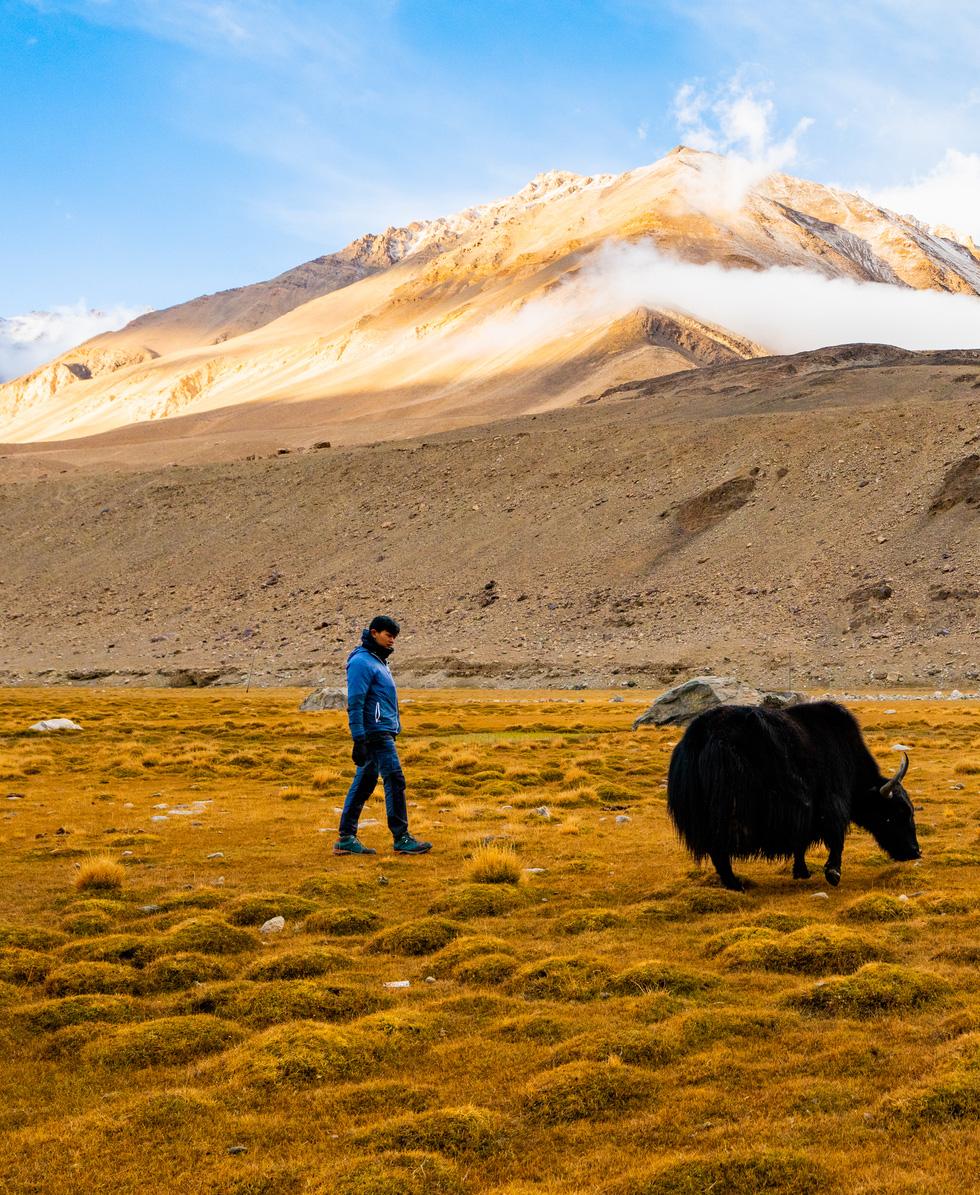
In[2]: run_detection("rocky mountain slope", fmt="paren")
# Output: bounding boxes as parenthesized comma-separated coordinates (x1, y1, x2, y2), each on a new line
(3, 147, 979, 450)
(1, 345, 977, 690)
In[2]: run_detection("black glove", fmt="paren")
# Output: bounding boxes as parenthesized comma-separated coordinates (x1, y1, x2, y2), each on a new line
(352, 737, 369, 767)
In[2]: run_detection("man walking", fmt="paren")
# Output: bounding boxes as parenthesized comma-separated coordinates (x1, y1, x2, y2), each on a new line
(334, 615, 433, 856)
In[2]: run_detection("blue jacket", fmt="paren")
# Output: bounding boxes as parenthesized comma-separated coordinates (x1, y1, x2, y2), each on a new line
(346, 637, 400, 739)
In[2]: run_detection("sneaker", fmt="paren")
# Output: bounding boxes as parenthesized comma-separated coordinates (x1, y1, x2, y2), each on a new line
(393, 834, 432, 855)
(333, 836, 377, 856)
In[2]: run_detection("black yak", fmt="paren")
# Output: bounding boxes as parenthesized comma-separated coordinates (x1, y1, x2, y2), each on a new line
(666, 700, 920, 891)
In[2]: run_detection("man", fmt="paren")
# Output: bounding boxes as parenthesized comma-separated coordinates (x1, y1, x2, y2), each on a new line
(334, 615, 433, 856)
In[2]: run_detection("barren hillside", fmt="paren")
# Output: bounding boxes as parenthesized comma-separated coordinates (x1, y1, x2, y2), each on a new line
(1, 347, 977, 690)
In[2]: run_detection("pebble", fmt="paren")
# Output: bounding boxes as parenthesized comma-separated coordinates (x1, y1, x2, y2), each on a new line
(150, 815, 168, 823)
(534, 806, 551, 819)
(524, 867, 546, 874)
(260, 916, 285, 934)
(227, 1145, 247, 1156)
(810, 892, 830, 900)
(121, 850, 133, 857)
(206, 851, 224, 859)
(139, 904, 161, 914)
(424, 976, 436, 984)
(615, 815, 632, 825)
(384, 979, 410, 989)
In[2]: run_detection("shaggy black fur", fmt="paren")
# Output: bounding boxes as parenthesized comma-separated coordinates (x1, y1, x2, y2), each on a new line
(666, 701, 920, 891)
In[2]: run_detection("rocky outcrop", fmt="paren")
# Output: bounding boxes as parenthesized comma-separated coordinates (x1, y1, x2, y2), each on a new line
(299, 687, 347, 712)
(632, 676, 806, 729)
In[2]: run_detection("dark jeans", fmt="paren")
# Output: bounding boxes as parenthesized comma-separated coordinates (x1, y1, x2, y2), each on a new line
(339, 733, 409, 841)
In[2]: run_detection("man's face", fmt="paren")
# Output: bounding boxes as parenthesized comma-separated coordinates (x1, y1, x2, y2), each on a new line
(371, 628, 397, 649)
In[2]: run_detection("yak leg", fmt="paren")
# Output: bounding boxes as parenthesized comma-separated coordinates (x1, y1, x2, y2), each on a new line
(823, 835, 844, 887)
(792, 847, 811, 880)
(709, 850, 745, 892)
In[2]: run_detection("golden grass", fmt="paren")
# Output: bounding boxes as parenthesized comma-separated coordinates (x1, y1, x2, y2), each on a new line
(0, 687, 979, 1193)
(465, 843, 522, 884)
(75, 856, 126, 891)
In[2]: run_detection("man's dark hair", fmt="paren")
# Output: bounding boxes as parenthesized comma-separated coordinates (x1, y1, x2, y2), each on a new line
(369, 615, 400, 636)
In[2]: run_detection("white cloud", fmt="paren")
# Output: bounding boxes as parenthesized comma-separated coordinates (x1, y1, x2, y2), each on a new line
(0, 304, 146, 383)
(672, 79, 813, 214)
(448, 241, 980, 361)
(866, 149, 980, 243)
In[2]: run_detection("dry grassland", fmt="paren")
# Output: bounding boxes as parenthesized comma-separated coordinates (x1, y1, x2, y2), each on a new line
(1, 688, 979, 1195)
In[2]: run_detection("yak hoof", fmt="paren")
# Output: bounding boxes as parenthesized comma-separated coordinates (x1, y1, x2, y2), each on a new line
(793, 865, 812, 880)
(824, 867, 841, 887)
(722, 877, 746, 893)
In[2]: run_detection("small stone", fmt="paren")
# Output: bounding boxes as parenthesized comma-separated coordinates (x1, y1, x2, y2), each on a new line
(615, 814, 632, 825)
(810, 892, 830, 900)
(424, 976, 436, 984)
(534, 806, 551, 819)
(150, 815, 168, 823)
(206, 851, 224, 860)
(139, 904, 161, 913)
(524, 867, 546, 874)
(121, 850, 134, 858)
(384, 979, 410, 989)
(897, 894, 910, 902)
(260, 916, 285, 935)
(610, 696, 624, 703)
(227, 1145, 247, 1156)
(378, 875, 389, 886)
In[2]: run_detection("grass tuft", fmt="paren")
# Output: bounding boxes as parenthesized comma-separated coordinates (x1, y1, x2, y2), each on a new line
(792, 963, 952, 1017)
(521, 1059, 655, 1124)
(138, 952, 232, 993)
(556, 908, 627, 934)
(609, 961, 715, 998)
(609, 1153, 839, 1194)
(164, 916, 258, 955)
(82, 1014, 243, 1068)
(718, 926, 885, 975)
(511, 955, 612, 1001)
(465, 844, 522, 885)
(326, 1151, 462, 1195)
(11, 994, 141, 1033)
(226, 893, 320, 926)
(44, 961, 140, 996)
(304, 907, 382, 936)
(75, 856, 126, 891)
(842, 893, 916, 922)
(429, 884, 521, 919)
(360, 1105, 506, 1158)
(367, 917, 461, 957)
(0, 947, 54, 985)
(244, 947, 353, 981)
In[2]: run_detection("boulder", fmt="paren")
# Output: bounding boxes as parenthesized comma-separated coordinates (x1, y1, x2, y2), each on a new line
(29, 718, 82, 733)
(631, 676, 805, 729)
(300, 686, 347, 712)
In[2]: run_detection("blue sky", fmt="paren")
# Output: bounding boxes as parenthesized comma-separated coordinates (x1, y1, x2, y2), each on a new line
(3, 0, 980, 317)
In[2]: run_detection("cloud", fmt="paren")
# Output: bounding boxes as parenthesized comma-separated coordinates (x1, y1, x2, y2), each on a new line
(448, 241, 980, 362)
(672, 79, 813, 214)
(0, 304, 147, 383)
(866, 149, 980, 243)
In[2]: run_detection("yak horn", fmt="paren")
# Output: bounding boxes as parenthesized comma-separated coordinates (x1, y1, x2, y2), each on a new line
(880, 752, 909, 797)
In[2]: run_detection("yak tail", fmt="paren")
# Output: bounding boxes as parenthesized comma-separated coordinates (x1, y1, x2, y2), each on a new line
(667, 732, 743, 861)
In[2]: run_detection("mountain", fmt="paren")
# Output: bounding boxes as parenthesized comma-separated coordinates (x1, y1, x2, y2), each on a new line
(3, 146, 980, 452)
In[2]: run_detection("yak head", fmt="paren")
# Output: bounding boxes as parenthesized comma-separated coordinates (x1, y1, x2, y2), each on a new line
(866, 753, 921, 861)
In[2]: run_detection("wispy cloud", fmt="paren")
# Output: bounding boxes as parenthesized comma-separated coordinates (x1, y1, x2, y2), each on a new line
(0, 304, 146, 383)
(671, 78, 813, 213)
(865, 149, 980, 242)
(446, 241, 980, 361)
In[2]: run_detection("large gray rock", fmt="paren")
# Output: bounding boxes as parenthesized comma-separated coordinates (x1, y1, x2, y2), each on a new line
(632, 676, 805, 729)
(300, 686, 347, 712)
